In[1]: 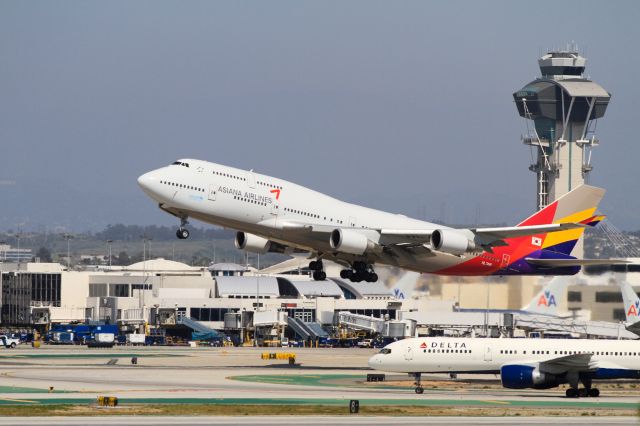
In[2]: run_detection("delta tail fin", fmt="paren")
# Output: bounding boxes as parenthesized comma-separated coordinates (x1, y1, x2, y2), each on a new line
(522, 276, 569, 316)
(516, 185, 605, 256)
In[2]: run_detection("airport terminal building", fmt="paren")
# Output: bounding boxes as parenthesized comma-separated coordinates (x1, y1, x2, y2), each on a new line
(1, 256, 640, 344)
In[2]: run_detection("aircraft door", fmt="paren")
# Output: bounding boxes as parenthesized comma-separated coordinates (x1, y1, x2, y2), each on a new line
(208, 184, 217, 201)
(483, 345, 492, 362)
(404, 345, 413, 361)
(500, 254, 510, 269)
(247, 171, 256, 189)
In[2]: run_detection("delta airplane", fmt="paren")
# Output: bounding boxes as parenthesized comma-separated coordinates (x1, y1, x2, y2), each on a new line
(368, 336, 640, 397)
(138, 159, 622, 283)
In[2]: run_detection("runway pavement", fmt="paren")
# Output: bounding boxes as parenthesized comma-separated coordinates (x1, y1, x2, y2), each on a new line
(0, 416, 636, 426)
(0, 345, 637, 415)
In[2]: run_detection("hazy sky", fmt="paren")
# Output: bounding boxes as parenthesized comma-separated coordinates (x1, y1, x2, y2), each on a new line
(1, 1, 639, 232)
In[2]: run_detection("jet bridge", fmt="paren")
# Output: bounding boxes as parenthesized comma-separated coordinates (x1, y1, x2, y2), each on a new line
(512, 313, 638, 339)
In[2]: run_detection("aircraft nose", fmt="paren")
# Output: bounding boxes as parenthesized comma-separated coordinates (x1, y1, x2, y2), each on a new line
(137, 172, 155, 190)
(368, 354, 381, 369)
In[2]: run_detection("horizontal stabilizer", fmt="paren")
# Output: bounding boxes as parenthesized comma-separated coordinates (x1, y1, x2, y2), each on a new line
(474, 223, 586, 241)
(525, 258, 631, 268)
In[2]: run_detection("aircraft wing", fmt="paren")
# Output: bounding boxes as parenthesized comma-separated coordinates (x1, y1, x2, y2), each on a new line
(537, 353, 596, 375)
(281, 222, 593, 251)
(525, 258, 631, 268)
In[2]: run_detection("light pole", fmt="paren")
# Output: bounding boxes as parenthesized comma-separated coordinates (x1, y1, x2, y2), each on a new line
(63, 233, 73, 270)
(106, 240, 113, 268)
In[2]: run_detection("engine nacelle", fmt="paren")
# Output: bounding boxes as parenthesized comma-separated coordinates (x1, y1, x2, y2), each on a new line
(330, 229, 374, 255)
(500, 365, 560, 389)
(235, 232, 271, 254)
(431, 229, 476, 256)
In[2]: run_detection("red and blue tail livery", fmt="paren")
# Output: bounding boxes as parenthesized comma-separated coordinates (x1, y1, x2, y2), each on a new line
(436, 185, 624, 276)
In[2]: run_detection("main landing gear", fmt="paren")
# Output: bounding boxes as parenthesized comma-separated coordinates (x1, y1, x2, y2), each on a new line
(413, 373, 424, 394)
(176, 217, 190, 240)
(565, 374, 599, 398)
(565, 387, 599, 398)
(340, 261, 378, 283)
(309, 260, 327, 281)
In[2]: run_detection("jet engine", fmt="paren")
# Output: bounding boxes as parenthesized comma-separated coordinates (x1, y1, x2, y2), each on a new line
(235, 232, 272, 254)
(430, 229, 476, 256)
(330, 229, 375, 255)
(500, 365, 561, 389)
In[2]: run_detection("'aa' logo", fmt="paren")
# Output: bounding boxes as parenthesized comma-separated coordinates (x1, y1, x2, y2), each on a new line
(628, 300, 640, 317)
(419, 342, 427, 349)
(537, 290, 557, 307)
(393, 288, 405, 300)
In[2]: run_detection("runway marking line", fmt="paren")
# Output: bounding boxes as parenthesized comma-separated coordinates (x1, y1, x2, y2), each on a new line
(0, 398, 37, 404)
(484, 400, 510, 405)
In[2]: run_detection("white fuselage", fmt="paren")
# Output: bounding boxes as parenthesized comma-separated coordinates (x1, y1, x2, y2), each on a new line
(137, 159, 463, 272)
(368, 337, 640, 374)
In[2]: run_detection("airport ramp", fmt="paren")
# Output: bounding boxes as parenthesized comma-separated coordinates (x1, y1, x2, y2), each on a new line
(179, 316, 222, 337)
(287, 317, 328, 339)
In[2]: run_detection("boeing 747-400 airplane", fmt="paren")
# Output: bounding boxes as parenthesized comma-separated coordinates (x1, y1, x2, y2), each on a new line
(138, 159, 624, 282)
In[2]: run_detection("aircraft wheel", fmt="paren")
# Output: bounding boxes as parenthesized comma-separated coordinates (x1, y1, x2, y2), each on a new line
(415, 387, 424, 394)
(578, 388, 588, 398)
(350, 273, 361, 282)
(588, 388, 600, 397)
(369, 273, 378, 282)
(177, 228, 189, 239)
(313, 271, 326, 281)
(565, 388, 579, 398)
(340, 269, 351, 279)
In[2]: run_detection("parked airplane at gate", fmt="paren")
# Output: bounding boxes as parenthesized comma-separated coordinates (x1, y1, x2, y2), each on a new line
(620, 280, 640, 336)
(456, 276, 570, 317)
(138, 159, 624, 283)
(368, 337, 640, 397)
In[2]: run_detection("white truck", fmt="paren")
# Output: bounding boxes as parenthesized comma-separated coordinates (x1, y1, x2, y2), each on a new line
(357, 339, 374, 348)
(87, 332, 115, 348)
(0, 335, 20, 348)
(126, 333, 146, 346)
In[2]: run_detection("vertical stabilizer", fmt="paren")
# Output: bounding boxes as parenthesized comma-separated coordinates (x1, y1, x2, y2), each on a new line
(391, 272, 420, 300)
(522, 277, 569, 316)
(619, 281, 640, 324)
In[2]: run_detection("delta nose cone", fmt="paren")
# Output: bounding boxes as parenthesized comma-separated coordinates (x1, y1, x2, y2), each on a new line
(368, 354, 379, 369)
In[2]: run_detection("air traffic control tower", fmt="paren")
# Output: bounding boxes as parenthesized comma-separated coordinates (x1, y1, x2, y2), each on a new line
(514, 50, 611, 211)
(513, 50, 611, 258)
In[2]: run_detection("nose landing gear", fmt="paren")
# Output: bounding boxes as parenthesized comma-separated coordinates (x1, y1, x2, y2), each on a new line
(176, 217, 190, 240)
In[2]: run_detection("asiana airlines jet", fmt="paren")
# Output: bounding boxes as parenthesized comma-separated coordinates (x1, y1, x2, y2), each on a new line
(138, 159, 624, 282)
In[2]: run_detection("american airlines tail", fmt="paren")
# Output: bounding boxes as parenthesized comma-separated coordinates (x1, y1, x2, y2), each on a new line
(619, 280, 640, 335)
(522, 276, 570, 316)
(391, 272, 421, 300)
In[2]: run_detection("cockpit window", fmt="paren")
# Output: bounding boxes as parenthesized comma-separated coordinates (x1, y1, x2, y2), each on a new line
(379, 348, 392, 355)
(171, 161, 190, 168)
